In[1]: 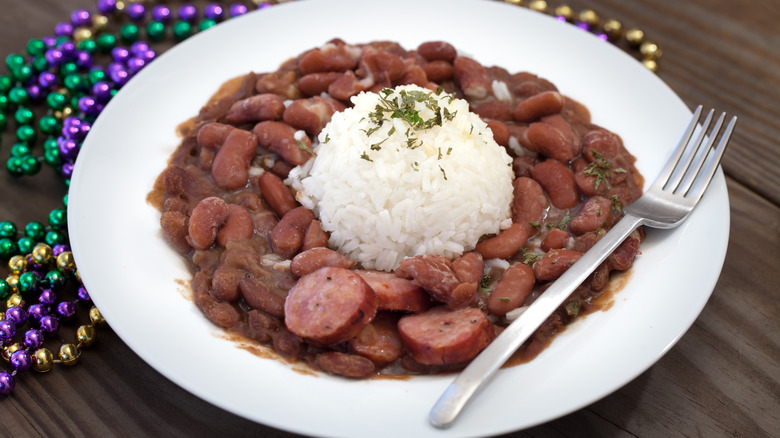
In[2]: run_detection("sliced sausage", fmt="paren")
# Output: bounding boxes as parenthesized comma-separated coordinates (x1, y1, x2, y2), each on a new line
(355, 270, 431, 313)
(397, 306, 494, 366)
(284, 267, 377, 345)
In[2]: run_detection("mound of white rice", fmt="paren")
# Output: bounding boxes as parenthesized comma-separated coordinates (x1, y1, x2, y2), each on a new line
(287, 85, 514, 271)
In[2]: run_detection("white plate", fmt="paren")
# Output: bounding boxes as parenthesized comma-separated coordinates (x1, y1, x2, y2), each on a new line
(68, 0, 730, 436)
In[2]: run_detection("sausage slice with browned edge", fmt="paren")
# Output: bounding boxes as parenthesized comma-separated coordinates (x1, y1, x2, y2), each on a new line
(397, 306, 494, 366)
(284, 267, 377, 345)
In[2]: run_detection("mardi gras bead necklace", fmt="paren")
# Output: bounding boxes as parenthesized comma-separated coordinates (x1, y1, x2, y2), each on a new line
(0, 0, 661, 396)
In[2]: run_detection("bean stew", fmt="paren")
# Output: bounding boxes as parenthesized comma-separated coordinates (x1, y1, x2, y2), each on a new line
(149, 39, 644, 378)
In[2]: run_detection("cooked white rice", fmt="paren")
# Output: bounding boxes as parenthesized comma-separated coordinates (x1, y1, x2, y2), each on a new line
(286, 85, 514, 271)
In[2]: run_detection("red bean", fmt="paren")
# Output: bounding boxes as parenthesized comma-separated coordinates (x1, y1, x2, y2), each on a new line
(475, 223, 530, 260)
(224, 93, 285, 125)
(582, 129, 620, 160)
(422, 60, 454, 83)
(289, 247, 356, 277)
(239, 276, 286, 318)
(530, 159, 579, 210)
(211, 265, 243, 302)
(358, 46, 405, 83)
(453, 56, 491, 99)
(486, 120, 510, 147)
(255, 70, 301, 100)
(607, 231, 642, 271)
(540, 228, 570, 252)
(253, 121, 314, 166)
(187, 196, 230, 250)
(417, 41, 457, 62)
(397, 307, 494, 366)
(348, 312, 403, 366)
(533, 249, 583, 281)
(572, 157, 608, 197)
(512, 176, 549, 234)
(196, 122, 234, 149)
(192, 271, 242, 329)
(525, 118, 578, 162)
(452, 252, 484, 285)
(160, 210, 190, 254)
(215, 204, 254, 246)
(512, 155, 539, 178)
(395, 254, 472, 309)
(314, 351, 376, 379)
(297, 72, 343, 96)
(513, 91, 563, 123)
(269, 206, 315, 258)
(284, 267, 377, 345)
(298, 44, 360, 75)
(487, 263, 536, 316)
(473, 102, 514, 121)
(211, 128, 257, 190)
(302, 220, 328, 251)
(282, 96, 345, 136)
(570, 196, 613, 235)
(257, 171, 297, 218)
(397, 64, 428, 87)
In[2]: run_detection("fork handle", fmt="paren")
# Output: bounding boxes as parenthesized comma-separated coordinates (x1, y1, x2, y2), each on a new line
(429, 213, 645, 429)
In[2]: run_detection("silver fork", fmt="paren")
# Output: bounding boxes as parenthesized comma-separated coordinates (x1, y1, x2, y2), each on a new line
(429, 106, 738, 429)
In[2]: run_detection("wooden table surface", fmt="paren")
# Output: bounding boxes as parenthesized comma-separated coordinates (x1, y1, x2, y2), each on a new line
(1, 1, 778, 437)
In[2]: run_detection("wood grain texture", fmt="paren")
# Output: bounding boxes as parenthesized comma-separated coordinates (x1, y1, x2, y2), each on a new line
(0, 1, 778, 437)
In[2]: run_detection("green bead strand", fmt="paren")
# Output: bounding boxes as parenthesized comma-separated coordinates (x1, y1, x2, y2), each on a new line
(16, 125, 36, 143)
(173, 21, 192, 41)
(0, 238, 17, 259)
(0, 278, 11, 299)
(120, 24, 140, 43)
(45, 231, 67, 247)
(48, 209, 67, 229)
(17, 271, 40, 294)
(47, 92, 68, 111)
(0, 221, 16, 238)
(39, 115, 60, 135)
(44, 268, 67, 289)
(24, 222, 46, 241)
(147, 21, 166, 42)
(16, 236, 35, 254)
(10, 143, 30, 158)
(26, 39, 45, 57)
(96, 33, 117, 52)
(14, 107, 34, 125)
(8, 86, 28, 105)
